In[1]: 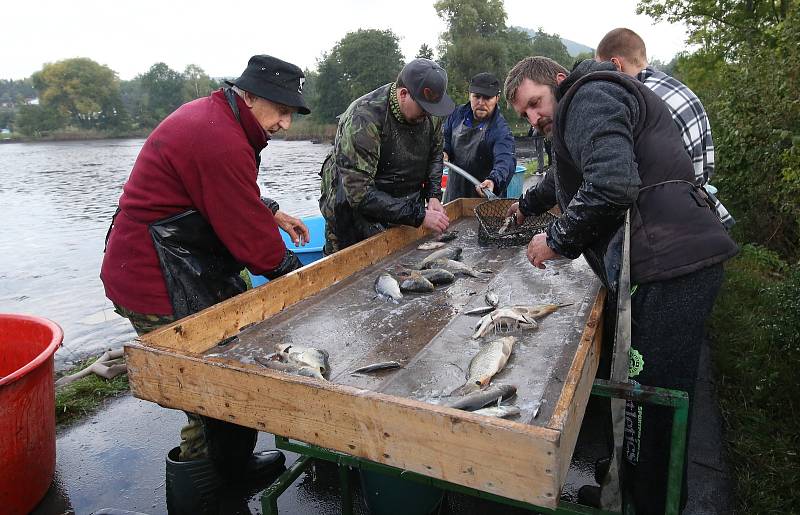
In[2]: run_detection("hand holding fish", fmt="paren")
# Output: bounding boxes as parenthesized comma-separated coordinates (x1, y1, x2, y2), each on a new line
(274, 210, 309, 246)
(506, 202, 526, 226)
(527, 233, 560, 269)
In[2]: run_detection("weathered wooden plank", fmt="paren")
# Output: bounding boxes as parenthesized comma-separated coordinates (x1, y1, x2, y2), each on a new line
(126, 343, 563, 507)
(140, 199, 474, 355)
(547, 288, 605, 488)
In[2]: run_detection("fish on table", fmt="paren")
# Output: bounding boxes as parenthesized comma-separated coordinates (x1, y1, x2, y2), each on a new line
(255, 356, 325, 380)
(472, 303, 572, 339)
(417, 241, 446, 251)
(419, 268, 455, 285)
(451, 336, 516, 396)
(350, 361, 403, 375)
(375, 272, 403, 302)
(445, 384, 517, 411)
(275, 343, 330, 376)
(411, 246, 463, 269)
(397, 270, 435, 293)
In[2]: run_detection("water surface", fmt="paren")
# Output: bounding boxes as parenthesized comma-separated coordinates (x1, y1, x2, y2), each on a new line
(0, 138, 331, 367)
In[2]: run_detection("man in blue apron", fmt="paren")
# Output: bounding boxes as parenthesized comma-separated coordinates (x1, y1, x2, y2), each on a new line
(442, 72, 516, 202)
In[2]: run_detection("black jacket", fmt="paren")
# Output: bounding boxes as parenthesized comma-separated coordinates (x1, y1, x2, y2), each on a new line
(520, 60, 737, 286)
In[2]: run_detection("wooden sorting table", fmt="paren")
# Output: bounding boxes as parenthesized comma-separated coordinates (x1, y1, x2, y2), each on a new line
(126, 198, 605, 510)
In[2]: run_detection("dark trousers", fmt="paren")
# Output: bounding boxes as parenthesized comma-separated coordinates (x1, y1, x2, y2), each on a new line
(114, 304, 257, 475)
(624, 264, 725, 514)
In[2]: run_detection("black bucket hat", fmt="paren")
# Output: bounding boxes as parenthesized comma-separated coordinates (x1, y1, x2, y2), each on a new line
(469, 72, 501, 97)
(399, 58, 456, 117)
(225, 55, 310, 115)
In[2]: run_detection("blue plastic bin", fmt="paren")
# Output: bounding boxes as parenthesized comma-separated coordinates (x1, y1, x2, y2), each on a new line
(505, 165, 527, 199)
(250, 215, 326, 287)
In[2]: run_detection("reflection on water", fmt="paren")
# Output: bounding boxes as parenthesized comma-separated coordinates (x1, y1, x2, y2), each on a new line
(0, 138, 331, 368)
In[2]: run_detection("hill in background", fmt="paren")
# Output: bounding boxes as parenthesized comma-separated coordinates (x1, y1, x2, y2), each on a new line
(514, 26, 594, 56)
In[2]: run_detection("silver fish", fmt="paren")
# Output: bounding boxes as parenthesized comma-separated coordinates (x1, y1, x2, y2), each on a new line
(417, 241, 446, 250)
(414, 246, 463, 269)
(472, 405, 521, 418)
(436, 231, 459, 242)
(255, 356, 325, 380)
(485, 290, 499, 307)
(451, 336, 516, 395)
(398, 270, 435, 293)
(472, 307, 535, 339)
(350, 361, 402, 374)
(463, 305, 496, 316)
(420, 268, 455, 285)
(510, 303, 573, 319)
(375, 273, 402, 302)
(497, 216, 517, 235)
(275, 344, 330, 376)
(445, 384, 517, 410)
(424, 258, 481, 277)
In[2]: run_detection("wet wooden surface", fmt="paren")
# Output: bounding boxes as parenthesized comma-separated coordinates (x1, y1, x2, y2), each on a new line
(206, 217, 601, 426)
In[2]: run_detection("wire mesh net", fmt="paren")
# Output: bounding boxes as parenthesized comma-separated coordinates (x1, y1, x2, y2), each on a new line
(474, 199, 556, 247)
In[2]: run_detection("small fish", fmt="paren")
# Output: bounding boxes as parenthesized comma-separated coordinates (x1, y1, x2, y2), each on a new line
(413, 246, 463, 269)
(472, 308, 536, 339)
(375, 273, 402, 302)
(497, 216, 517, 235)
(510, 303, 573, 319)
(397, 270, 435, 293)
(350, 361, 402, 374)
(255, 356, 325, 380)
(420, 268, 456, 285)
(463, 305, 496, 316)
(472, 404, 521, 418)
(445, 384, 517, 410)
(424, 258, 481, 277)
(485, 290, 499, 307)
(451, 336, 516, 396)
(417, 241, 446, 250)
(436, 231, 459, 242)
(275, 344, 330, 376)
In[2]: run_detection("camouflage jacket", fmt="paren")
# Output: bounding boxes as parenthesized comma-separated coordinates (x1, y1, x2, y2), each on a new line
(319, 83, 444, 251)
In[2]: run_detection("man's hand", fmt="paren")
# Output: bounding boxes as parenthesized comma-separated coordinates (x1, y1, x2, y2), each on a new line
(476, 179, 495, 197)
(273, 210, 309, 246)
(422, 207, 449, 233)
(526, 233, 560, 269)
(428, 197, 446, 213)
(506, 202, 526, 225)
(443, 151, 449, 163)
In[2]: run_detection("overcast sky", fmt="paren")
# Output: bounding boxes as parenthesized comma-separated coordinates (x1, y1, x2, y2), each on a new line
(3, 0, 689, 81)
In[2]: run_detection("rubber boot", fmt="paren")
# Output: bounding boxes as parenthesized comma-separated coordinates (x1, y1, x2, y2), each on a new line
(165, 446, 223, 515)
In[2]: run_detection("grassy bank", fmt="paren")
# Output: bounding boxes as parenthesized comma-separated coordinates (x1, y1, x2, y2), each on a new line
(55, 357, 129, 426)
(709, 244, 800, 512)
(280, 119, 336, 143)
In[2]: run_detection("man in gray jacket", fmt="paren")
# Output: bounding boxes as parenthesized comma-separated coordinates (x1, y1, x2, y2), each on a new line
(504, 56, 738, 514)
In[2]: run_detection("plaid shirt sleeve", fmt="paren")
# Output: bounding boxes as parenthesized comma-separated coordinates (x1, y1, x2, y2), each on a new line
(638, 67, 714, 186)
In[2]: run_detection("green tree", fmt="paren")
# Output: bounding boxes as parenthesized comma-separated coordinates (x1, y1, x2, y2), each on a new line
(139, 62, 186, 128)
(15, 104, 67, 136)
(530, 29, 573, 68)
(636, 0, 800, 259)
(314, 29, 404, 122)
(182, 64, 218, 102)
(416, 43, 435, 60)
(32, 58, 126, 130)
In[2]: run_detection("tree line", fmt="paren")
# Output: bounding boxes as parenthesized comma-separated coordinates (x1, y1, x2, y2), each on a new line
(0, 0, 593, 138)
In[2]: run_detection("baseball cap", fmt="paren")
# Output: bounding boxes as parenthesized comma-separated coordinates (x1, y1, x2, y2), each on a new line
(469, 72, 501, 97)
(399, 58, 456, 117)
(225, 55, 311, 115)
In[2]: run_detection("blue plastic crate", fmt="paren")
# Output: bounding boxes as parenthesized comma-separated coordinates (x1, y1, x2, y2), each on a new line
(505, 165, 527, 199)
(250, 215, 325, 287)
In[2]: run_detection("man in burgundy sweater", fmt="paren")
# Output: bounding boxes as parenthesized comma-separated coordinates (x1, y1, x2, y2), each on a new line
(101, 55, 310, 511)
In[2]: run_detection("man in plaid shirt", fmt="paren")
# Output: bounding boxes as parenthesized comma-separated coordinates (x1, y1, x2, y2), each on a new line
(597, 28, 734, 229)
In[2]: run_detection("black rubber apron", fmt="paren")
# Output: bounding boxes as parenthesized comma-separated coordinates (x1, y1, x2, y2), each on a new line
(443, 118, 490, 202)
(144, 89, 256, 319)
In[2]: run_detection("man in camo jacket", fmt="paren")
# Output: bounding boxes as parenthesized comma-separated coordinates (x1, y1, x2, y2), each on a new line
(319, 58, 456, 254)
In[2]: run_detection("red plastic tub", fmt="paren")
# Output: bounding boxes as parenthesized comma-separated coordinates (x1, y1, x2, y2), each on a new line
(0, 314, 63, 515)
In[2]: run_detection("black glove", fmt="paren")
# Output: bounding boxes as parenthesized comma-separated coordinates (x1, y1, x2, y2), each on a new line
(263, 248, 302, 280)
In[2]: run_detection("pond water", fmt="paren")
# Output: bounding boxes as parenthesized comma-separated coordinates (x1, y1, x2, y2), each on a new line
(0, 138, 331, 368)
